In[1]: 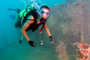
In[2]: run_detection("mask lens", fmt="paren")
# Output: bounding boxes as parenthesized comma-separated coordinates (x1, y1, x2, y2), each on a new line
(41, 10, 44, 14)
(40, 10, 50, 17)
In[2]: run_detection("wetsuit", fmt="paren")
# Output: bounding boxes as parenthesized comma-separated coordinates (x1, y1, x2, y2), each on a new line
(22, 8, 46, 32)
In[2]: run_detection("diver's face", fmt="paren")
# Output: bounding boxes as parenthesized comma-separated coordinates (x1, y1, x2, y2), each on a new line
(40, 8, 50, 19)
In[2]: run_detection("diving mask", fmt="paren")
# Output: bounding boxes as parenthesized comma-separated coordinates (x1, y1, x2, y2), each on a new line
(40, 9, 50, 18)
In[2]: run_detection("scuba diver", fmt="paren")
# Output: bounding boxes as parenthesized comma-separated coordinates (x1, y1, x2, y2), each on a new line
(8, 3, 54, 47)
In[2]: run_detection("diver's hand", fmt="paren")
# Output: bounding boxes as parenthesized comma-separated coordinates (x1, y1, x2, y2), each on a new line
(28, 40, 35, 47)
(49, 36, 54, 44)
(19, 40, 22, 44)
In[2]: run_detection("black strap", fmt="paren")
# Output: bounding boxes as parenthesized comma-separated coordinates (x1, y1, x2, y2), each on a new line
(41, 28, 44, 40)
(27, 19, 34, 21)
(40, 23, 45, 31)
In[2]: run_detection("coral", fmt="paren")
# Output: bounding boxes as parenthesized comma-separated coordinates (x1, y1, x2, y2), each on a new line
(56, 42, 68, 60)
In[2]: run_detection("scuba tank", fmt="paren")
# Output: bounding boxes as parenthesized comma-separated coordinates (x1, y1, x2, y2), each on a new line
(31, 2, 40, 10)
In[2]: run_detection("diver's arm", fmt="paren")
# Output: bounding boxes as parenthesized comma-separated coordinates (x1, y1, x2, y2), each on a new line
(44, 23, 54, 43)
(44, 23, 51, 36)
(21, 16, 34, 41)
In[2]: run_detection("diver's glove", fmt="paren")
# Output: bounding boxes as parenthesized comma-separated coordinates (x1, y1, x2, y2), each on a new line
(49, 36, 54, 44)
(19, 40, 22, 44)
(28, 40, 35, 47)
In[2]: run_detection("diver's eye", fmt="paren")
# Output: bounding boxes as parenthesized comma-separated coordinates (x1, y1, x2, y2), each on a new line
(41, 10, 44, 14)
